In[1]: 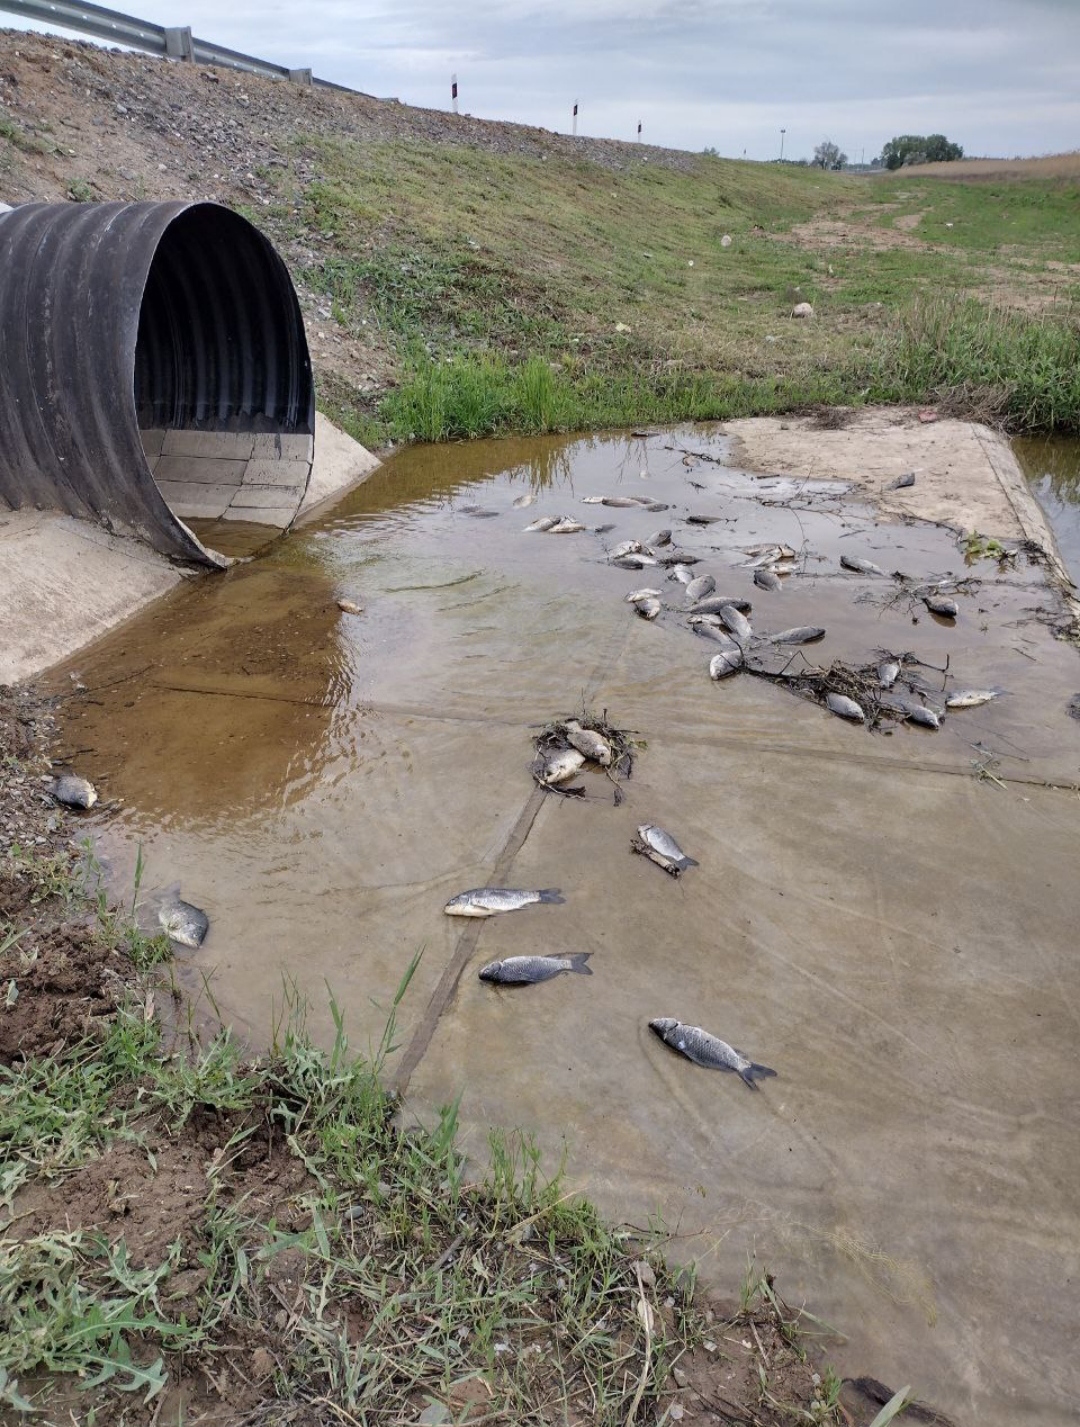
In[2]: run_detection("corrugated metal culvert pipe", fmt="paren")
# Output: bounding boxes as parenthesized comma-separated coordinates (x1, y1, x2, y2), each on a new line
(0, 201, 315, 567)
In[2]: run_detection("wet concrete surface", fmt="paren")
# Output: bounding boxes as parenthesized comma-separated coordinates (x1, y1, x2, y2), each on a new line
(50, 426, 1080, 1427)
(1017, 435, 1080, 583)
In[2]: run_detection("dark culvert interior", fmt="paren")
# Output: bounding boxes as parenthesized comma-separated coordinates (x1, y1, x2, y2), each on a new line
(0, 201, 315, 565)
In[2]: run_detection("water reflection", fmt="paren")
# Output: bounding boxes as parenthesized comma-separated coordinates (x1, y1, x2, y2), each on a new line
(1014, 434, 1080, 580)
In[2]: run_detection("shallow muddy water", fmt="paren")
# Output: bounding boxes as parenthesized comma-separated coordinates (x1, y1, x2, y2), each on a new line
(1016, 434, 1080, 581)
(53, 427, 1080, 1427)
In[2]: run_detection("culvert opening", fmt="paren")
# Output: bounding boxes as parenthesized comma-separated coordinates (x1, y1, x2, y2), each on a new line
(0, 201, 314, 567)
(135, 205, 315, 549)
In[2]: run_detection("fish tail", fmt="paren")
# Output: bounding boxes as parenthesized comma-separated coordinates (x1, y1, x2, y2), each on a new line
(538, 889, 565, 904)
(740, 1062, 777, 1089)
(680, 855, 701, 869)
(568, 953, 593, 976)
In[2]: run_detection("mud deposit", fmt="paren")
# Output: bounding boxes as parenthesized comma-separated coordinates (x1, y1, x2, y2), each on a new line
(50, 427, 1080, 1427)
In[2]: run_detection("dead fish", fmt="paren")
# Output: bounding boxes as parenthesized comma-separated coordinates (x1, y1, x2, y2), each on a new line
(337, 598, 364, 615)
(691, 619, 739, 645)
(684, 575, 716, 603)
(581, 495, 605, 504)
(826, 692, 865, 722)
(549, 518, 585, 534)
(159, 899, 209, 948)
(924, 596, 959, 618)
(768, 626, 826, 645)
(771, 560, 799, 575)
(687, 512, 722, 525)
(524, 516, 559, 532)
(645, 528, 672, 547)
(591, 523, 617, 534)
(690, 595, 752, 616)
(445, 887, 565, 918)
(479, 953, 592, 984)
(657, 549, 700, 566)
(512, 492, 536, 508)
(635, 597, 662, 620)
(625, 587, 663, 603)
(709, 648, 743, 679)
(668, 564, 696, 585)
(612, 554, 659, 569)
(905, 705, 942, 729)
(637, 499, 670, 513)
(459, 504, 499, 518)
(535, 748, 587, 785)
(840, 554, 887, 576)
(610, 540, 645, 559)
(887, 472, 916, 490)
(564, 721, 613, 765)
(719, 605, 753, 642)
(745, 542, 796, 559)
(649, 1018, 777, 1089)
(877, 660, 900, 689)
(601, 496, 646, 508)
(945, 689, 1000, 709)
(631, 823, 699, 877)
(753, 568, 783, 592)
(49, 774, 98, 809)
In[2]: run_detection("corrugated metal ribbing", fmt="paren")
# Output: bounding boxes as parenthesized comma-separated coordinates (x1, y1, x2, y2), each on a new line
(0, 201, 314, 566)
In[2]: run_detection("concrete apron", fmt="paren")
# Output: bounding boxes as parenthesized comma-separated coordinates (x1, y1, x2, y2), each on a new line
(40, 413, 1080, 1427)
(0, 412, 380, 686)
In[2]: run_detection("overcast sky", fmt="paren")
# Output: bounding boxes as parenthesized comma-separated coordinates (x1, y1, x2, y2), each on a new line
(8, 0, 1080, 161)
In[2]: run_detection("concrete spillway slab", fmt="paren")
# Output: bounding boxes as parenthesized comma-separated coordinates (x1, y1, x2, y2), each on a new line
(0, 201, 315, 567)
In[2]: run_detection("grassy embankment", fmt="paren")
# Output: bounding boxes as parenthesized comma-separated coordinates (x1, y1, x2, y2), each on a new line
(0, 776, 864, 1423)
(258, 140, 1080, 443)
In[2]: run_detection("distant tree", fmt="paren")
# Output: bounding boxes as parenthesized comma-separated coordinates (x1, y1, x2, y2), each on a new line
(702, 145, 720, 157)
(881, 134, 963, 169)
(812, 138, 848, 170)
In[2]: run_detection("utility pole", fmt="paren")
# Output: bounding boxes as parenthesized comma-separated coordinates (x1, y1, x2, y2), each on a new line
(637, 121, 642, 141)
(572, 101, 578, 137)
(779, 128, 786, 162)
(451, 74, 458, 114)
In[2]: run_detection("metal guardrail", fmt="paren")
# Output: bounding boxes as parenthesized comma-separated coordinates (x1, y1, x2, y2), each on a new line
(0, 0, 355, 92)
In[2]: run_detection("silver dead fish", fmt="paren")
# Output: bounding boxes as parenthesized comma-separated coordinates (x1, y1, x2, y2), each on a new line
(625, 586, 663, 603)
(645, 528, 672, 548)
(49, 774, 98, 809)
(689, 595, 752, 615)
(610, 540, 645, 559)
(709, 648, 743, 679)
(512, 492, 536, 508)
(691, 619, 738, 645)
(877, 660, 901, 689)
(719, 605, 753, 642)
(635, 597, 661, 620)
(612, 553, 660, 569)
(840, 554, 887, 576)
(535, 748, 587, 785)
(445, 887, 566, 917)
(549, 517, 585, 533)
(159, 899, 209, 948)
(563, 721, 614, 765)
(905, 705, 942, 728)
(632, 823, 699, 877)
(887, 472, 916, 490)
(479, 953, 592, 984)
(668, 564, 696, 585)
(753, 568, 783, 592)
(767, 626, 826, 644)
(826, 692, 865, 722)
(657, 549, 700, 566)
(924, 595, 959, 618)
(649, 1018, 776, 1089)
(524, 516, 558, 532)
(684, 575, 716, 603)
(945, 689, 999, 709)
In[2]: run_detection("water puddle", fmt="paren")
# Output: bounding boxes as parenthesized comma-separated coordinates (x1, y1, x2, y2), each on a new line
(1015, 434, 1080, 582)
(50, 426, 1080, 1427)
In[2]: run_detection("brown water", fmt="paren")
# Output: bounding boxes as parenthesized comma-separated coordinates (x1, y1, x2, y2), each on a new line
(1016, 435, 1080, 583)
(52, 427, 1080, 1427)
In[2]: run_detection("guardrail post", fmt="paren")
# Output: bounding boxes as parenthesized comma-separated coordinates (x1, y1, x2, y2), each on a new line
(164, 26, 194, 60)
(288, 67, 313, 85)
